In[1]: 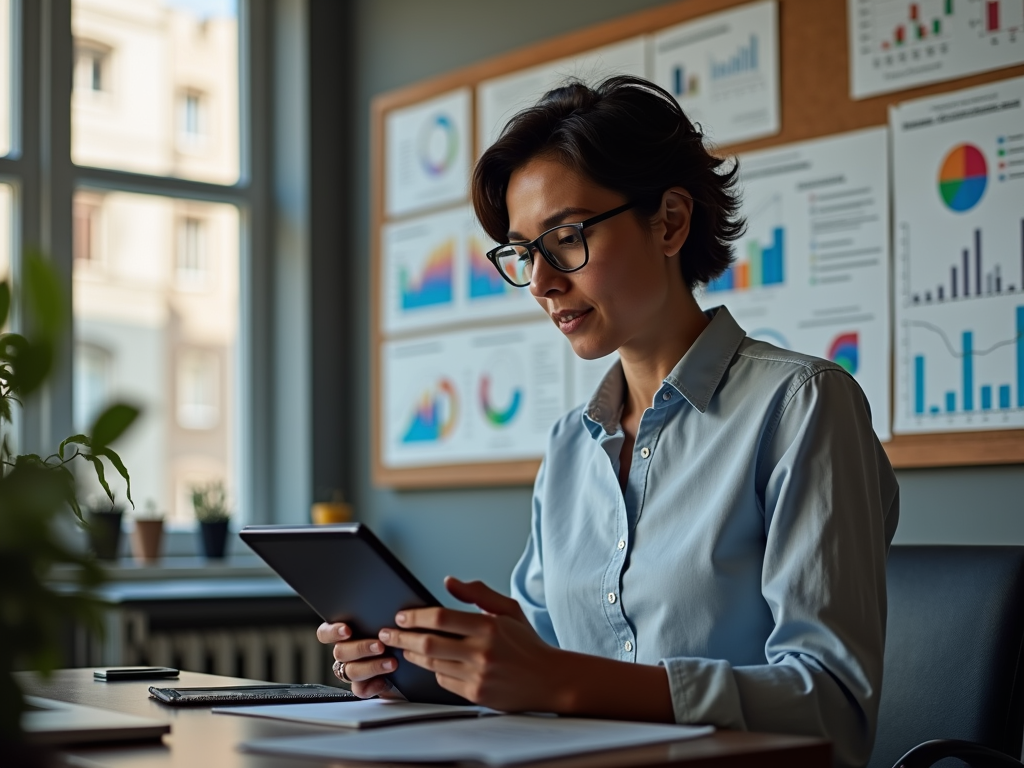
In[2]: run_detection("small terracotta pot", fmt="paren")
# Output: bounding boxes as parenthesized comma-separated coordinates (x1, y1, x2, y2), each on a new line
(131, 518, 164, 563)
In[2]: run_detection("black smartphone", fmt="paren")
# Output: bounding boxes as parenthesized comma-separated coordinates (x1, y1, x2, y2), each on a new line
(94, 667, 180, 681)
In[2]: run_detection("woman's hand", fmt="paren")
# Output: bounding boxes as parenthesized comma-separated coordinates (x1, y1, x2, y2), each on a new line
(376, 576, 567, 712)
(315, 622, 404, 700)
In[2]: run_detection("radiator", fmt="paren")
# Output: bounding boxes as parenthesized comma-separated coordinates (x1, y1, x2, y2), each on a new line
(115, 611, 335, 685)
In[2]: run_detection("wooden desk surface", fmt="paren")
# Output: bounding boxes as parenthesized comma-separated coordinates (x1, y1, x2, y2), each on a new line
(20, 670, 831, 768)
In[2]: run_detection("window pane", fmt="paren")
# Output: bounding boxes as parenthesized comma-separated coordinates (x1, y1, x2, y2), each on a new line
(0, 0, 10, 157)
(71, 0, 240, 184)
(73, 190, 239, 525)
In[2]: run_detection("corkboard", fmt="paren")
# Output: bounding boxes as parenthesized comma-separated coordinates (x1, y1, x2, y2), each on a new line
(371, 0, 1024, 489)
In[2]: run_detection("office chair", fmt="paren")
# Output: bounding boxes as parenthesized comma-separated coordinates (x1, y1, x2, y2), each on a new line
(868, 546, 1024, 768)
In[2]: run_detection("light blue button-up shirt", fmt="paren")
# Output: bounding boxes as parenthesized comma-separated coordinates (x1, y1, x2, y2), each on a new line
(511, 306, 899, 768)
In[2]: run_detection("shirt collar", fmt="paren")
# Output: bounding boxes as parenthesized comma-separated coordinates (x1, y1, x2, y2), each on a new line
(581, 305, 746, 436)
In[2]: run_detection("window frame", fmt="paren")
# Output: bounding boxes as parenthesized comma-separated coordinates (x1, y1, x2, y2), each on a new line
(0, 0, 281, 535)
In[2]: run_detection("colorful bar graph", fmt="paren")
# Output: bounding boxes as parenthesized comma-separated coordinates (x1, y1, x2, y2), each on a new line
(1001, 385, 1012, 409)
(945, 392, 956, 412)
(707, 226, 784, 293)
(981, 385, 993, 410)
(911, 222, 1024, 305)
(915, 356, 925, 414)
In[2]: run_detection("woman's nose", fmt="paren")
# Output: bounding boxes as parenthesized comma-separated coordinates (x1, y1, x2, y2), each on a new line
(528, 250, 568, 298)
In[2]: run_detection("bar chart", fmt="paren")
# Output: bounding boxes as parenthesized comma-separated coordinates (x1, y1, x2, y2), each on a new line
(905, 305, 1024, 426)
(708, 225, 785, 293)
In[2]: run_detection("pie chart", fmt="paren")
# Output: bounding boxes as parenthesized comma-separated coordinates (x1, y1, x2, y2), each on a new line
(938, 144, 987, 213)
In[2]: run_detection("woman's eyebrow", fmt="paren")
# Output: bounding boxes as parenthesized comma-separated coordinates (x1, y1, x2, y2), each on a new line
(506, 207, 596, 241)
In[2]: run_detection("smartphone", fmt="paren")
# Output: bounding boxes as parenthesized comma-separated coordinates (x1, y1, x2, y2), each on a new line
(94, 667, 180, 681)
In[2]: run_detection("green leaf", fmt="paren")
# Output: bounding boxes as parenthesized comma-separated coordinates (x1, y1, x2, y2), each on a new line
(89, 403, 139, 452)
(0, 280, 9, 329)
(56, 465, 84, 522)
(83, 454, 113, 503)
(96, 447, 133, 509)
(59, 434, 90, 461)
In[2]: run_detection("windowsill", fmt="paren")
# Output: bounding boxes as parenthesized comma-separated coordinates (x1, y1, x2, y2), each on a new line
(50, 553, 273, 582)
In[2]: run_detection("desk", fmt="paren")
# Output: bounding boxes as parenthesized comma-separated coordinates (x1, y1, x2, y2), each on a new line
(20, 670, 831, 767)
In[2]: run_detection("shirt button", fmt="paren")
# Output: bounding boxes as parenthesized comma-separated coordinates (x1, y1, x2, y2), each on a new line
(662, 392, 671, 401)
(617, 540, 625, 550)
(607, 592, 616, 604)
(624, 640, 633, 652)
(640, 447, 651, 459)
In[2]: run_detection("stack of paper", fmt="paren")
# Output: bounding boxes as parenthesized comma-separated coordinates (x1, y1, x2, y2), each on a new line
(241, 714, 714, 765)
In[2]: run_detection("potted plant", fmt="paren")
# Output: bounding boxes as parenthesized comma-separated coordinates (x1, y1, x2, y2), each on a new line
(0, 253, 138, 749)
(86, 497, 127, 561)
(192, 481, 231, 559)
(130, 500, 164, 563)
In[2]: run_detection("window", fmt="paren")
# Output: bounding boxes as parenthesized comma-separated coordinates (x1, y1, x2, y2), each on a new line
(179, 90, 208, 148)
(73, 42, 110, 94)
(73, 194, 103, 265)
(2, 0, 287, 533)
(176, 216, 209, 289)
(176, 350, 220, 430)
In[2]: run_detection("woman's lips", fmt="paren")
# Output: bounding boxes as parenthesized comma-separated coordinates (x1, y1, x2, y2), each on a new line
(552, 308, 592, 334)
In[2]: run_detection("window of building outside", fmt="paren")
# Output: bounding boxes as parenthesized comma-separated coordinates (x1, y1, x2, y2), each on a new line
(176, 215, 208, 289)
(74, 43, 110, 94)
(0, 0, 10, 157)
(71, 0, 242, 524)
(179, 90, 207, 149)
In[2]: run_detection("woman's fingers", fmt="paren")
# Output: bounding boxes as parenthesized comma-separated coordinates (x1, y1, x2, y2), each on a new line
(444, 577, 527, 620)
(379, 626, 471, 662)
(316, 622, 350, 644)
(332, 637, 387, 663)
(338, 655, 397, 682)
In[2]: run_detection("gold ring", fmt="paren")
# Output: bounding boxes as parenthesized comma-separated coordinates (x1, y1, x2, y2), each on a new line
(332, 660, 353, 684)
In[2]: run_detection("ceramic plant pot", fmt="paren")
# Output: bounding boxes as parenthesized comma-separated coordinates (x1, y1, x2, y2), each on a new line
(131, 518, 164, 563)
(88, 509, 124, 561)
(198, 519, 230, 559)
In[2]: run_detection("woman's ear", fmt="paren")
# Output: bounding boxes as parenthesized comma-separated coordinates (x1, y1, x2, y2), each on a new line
(657, 187, 693, 258)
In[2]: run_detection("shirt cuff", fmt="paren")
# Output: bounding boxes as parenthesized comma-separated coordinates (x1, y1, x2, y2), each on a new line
(661, 656, 747, 730)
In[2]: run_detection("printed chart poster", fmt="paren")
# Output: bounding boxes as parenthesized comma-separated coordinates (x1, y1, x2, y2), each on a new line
(477, 37, 647, 154)
(848, 0, 1024, 99)
(381, 206, 541, 335)
(385, 88, 472, 218)
(382, 322, 569, 467)
(651, 0, 780, 146)
(891, 76, 1024, 434)
(697, 127, 893, 440)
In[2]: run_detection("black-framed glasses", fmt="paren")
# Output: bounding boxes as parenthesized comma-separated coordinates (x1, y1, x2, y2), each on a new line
(486, 201, 635, 287)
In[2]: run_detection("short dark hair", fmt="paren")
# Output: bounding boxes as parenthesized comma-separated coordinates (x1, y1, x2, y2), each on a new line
(472, 75, 745, 290)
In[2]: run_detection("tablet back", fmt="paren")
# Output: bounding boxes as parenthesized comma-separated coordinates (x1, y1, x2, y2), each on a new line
(240, 523, 468, 706)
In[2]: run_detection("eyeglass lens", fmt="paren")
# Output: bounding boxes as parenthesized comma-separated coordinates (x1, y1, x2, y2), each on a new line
(493, 225, 587, 286)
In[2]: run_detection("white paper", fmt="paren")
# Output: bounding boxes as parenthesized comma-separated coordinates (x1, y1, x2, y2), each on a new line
(242, 714, 714, 766)
(382, 321, 569, 468)
(385, 88, 472, 217)
(214, 699, 489, 729)
(891, 76, 1024, 434)
(848, 0, 1024, 100)
(477, 37, 648, 154)
(651, 0, 780, 146)
(381, 205, 542, 336)
(696, 127, 893, 440)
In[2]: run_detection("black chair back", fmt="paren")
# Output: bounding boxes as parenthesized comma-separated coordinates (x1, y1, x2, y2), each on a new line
(869, 546, 1024, 768)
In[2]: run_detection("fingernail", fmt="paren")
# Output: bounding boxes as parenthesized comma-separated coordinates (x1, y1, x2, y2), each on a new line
(395, 612, 407, 625)
(379, 629, 391, 641)
(382, 659, 395, 671)
(337, 626, 349, 639)
(370, 641, 382, 653)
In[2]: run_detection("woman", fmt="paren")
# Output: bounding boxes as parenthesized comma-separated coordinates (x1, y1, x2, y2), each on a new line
(319, 76, 899, 767)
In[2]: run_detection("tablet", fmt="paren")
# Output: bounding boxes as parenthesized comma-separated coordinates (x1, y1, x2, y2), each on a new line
(239, 523, 468, 706)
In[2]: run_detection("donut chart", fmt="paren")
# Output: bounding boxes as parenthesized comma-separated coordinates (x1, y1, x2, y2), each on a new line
(938, 144, 987, 213)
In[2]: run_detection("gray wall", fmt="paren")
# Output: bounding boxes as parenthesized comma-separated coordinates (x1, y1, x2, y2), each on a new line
(337, 0, 1024, 606)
